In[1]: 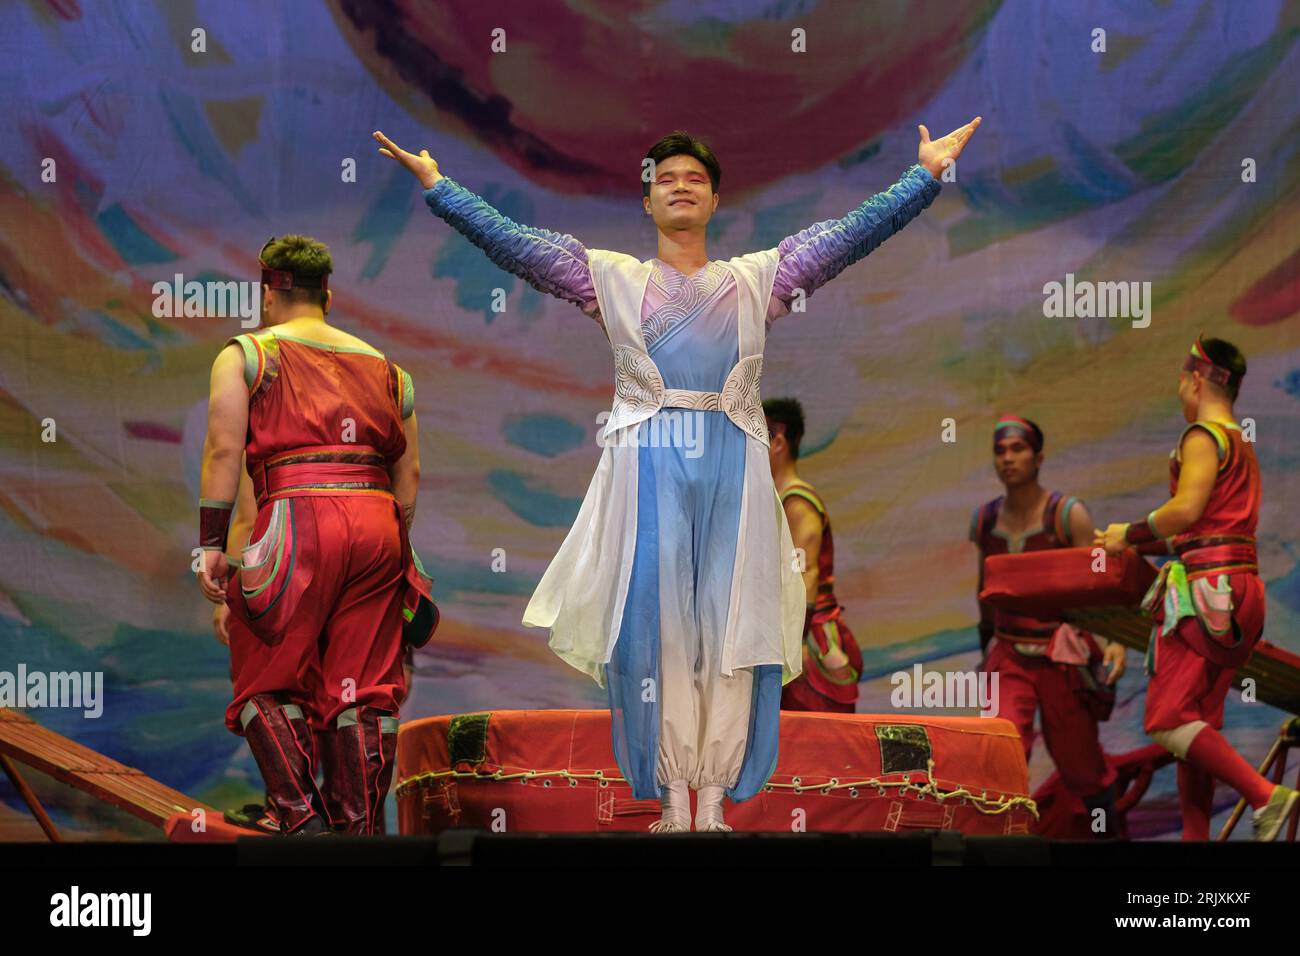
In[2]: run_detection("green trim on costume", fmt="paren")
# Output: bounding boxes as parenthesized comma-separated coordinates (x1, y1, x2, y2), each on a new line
(272, 332, 384, 358)
(226, 335, 260, 389)
(780, 485, 825, 516)
(199, 498, 234, 510)
(243, 501, 297, 618)
(399, 367, 415, 419)
(240, 500, 286, 575)
(1057, 496, 1079, 545)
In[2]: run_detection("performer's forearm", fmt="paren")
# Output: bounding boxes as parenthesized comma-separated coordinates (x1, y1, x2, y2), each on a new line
(1126, 499, 1197, 545)
(200, 444, 243, 516)
(390, 464, 419, 531)
(771, 164, 942, 306)
(424, 177, 596, 310)
(199, 442, 242, 552)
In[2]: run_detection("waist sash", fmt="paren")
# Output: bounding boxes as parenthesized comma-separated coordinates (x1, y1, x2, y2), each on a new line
(1174, 534, 1257, 578)
(252, 445, 391, 507)
(247, 444, 439, 647)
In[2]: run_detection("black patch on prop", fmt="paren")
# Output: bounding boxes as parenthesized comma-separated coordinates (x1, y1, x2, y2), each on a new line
(448, 712, 491, 766)
(876, 724, 932, 774)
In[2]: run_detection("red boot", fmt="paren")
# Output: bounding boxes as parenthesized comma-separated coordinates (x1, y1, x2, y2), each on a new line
(239, 694, 327, 835)
(321, 707, 399, 835)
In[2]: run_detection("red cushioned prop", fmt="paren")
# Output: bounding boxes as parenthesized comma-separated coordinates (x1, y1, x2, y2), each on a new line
(396, 709, 1036, 834)
(980, 546, 1157, 617)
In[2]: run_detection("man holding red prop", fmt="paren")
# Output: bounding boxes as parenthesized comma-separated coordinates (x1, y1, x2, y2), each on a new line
(1096, 335, 1298, 841)
(972, 416, 1126, 834)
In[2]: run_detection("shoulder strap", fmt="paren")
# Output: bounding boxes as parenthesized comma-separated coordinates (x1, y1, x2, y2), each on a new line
(387, 361, 415, 420)
(1045, 490, 1076, 545)
(780, 483, 826, 517)
(225, 331, 280, 395)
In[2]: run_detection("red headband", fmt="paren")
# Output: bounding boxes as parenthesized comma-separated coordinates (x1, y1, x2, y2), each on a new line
(260, 259, 329, 292)
(993, 415, 1043, 453)
(1182, 334, 1233, 388)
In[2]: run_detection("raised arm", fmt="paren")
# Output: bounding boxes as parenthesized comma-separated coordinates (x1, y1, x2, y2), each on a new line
(769, 116, 981, 322)
(769, 164, 942, 320)
(374, 130, 599, 320)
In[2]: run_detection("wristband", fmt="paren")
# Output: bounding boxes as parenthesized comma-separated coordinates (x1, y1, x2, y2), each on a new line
(200, 499, 234, 552)
(1124, 511, 1159, 545)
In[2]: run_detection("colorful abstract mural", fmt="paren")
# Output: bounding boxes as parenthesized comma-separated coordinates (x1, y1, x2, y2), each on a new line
(1, 0, 1298, 838)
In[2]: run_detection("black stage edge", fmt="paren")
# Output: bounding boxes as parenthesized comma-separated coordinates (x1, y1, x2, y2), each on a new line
(5, 836, 1288, 941)
(2, 831, 1297, 867)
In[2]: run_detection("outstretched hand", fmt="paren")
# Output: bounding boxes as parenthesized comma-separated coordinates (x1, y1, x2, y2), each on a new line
(918, 116, 982, 179)
(374, 130, 443, 189)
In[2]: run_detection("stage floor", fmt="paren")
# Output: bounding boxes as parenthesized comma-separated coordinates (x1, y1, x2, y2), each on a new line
(4, 832, 1298, 867)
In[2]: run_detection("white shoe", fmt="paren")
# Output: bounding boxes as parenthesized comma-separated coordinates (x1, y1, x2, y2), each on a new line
(694, 784, 733, 832)
(1252, 785, 1299, 842)
(649, 779, 691, 833)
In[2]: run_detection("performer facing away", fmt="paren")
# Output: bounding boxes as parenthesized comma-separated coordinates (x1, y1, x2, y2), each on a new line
(763, 397, 863, 713)
(1097, 336, 1298, 841)
(377, 116, 980, 831)
(197, 235, 437, 835)
(972, 416, 1127, 830)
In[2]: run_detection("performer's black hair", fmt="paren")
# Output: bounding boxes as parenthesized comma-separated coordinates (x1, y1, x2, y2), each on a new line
(642, 130, 722, 198)
(763, 397, 805, 459)
(261, 235, 333, 309)
(1200, 337, 1247, 401)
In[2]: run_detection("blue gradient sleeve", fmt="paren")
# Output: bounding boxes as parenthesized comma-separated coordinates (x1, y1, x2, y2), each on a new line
(424, 177, 598, 313)
(771, 164, 942, 313)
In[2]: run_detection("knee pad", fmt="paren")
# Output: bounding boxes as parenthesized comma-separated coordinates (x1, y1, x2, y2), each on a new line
(1150, 720, 1208, 760)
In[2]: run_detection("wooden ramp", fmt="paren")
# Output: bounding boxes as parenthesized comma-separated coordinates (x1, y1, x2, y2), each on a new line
(1063, 606, 1300, 716)
(0, 707, 218, 840)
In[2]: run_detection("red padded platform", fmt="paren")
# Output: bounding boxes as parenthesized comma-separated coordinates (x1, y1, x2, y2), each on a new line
(980, 546, 1157, 617)
(396, 710, 1035, 834)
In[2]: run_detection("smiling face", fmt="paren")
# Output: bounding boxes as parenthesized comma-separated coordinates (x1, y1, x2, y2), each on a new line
(643, 154, 718, 230)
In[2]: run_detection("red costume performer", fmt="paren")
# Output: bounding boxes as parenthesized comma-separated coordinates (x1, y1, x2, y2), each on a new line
(1100, 336, 1297, 841)
(778, 481, 863, 712)
(973, 416, 1120, 827)
(198, 237, 436, 835)
(764, 398, 862, 713)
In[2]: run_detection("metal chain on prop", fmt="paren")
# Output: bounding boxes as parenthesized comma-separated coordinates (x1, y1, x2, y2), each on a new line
(394, 758, 1039, 818)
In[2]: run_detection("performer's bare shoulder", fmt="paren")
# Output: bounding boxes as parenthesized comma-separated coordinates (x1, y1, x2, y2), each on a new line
(269, 317, 386, 356)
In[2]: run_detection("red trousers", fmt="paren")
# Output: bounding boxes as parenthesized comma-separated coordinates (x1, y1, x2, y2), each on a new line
(1144, 572, 1264, 733)
(225, 494, 408, 734)
(984, 639, 1116, 798)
